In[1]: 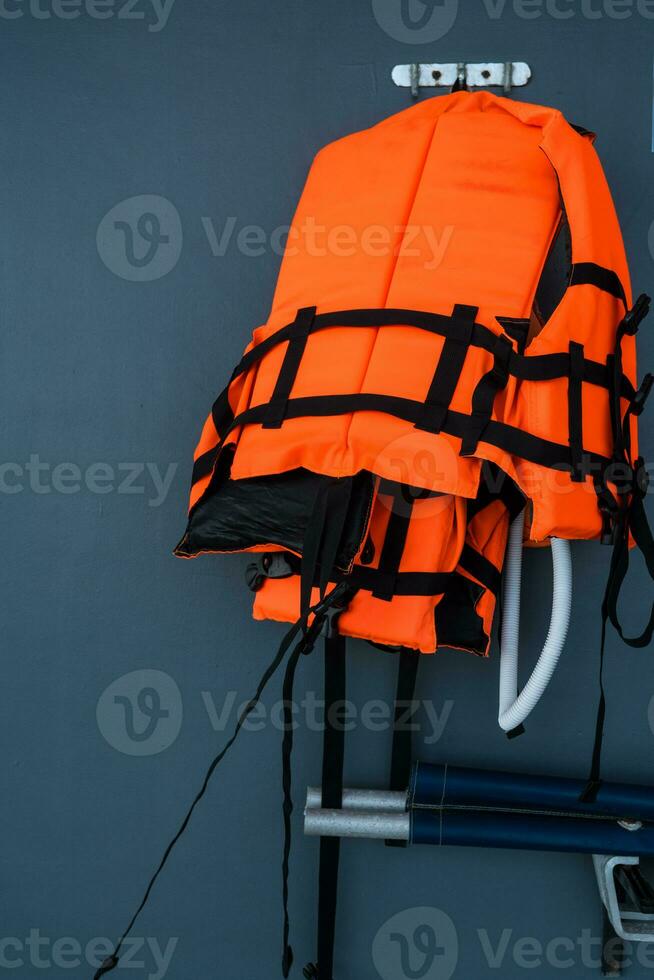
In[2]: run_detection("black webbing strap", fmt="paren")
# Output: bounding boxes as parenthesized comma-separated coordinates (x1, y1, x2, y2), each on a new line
(386, 648, 420, 849)
(371, 496, 413, 601)
(281, 629, 316, 977)
(304, 632, 347, 980)
(92, 608, 319, 980)
(605, 474, 654, 649)
(377, 477, 442, 499)
(264, 306, 317, 429)
(568, 341, 585, 482)
(280, 594, 352, 977)
(225, 393, 614, 478)
(458, 543, 502, 596)
(300, 478, 353, 620)
(466, 462, 526, 524)
(192, 360, 635, 491)
(570, 263, 628, 307)
(582, 464, 654, 802)
(210, 385, 235, 445)
(213, 296, 629, 401)
(579, 549, 611, 803)
(624, 374, 654, 459)
(607, 297, 649, 464)
(282, 475, 356, 977)
(274, 552, 502, 601)
(460, 334, 513, 457)
(581, 294, 652, 803)
(191, 298, 638, 494)
(414, 304, 477, 434)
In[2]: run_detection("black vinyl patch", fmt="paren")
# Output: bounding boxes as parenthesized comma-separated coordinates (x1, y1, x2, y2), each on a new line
(179, 468, 374, 568)
(434, 576, 487, 655)
(534, 211, 573, 329)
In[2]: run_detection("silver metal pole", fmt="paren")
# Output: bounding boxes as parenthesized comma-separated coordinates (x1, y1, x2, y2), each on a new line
(305, 787, 407, 813)
(304, 807, 410, 841)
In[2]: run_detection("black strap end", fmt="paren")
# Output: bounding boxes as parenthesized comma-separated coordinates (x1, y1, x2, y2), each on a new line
(282, 944, 294, 978)
(303, 963, 319, 979)
(631, 374, 654, 417)
(94, 954, 119, 980)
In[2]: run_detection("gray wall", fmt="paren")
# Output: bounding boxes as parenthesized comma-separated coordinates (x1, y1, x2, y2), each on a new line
(3, 2, 654, 978)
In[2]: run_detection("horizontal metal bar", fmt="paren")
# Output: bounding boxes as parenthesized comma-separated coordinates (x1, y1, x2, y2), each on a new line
(304, 807, 410, 841)
(305, 787, 407, 813)
(392, 62, 531, 90)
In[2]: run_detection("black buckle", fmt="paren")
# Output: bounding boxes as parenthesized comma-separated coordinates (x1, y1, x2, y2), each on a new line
(293, 581, 356, 655)
(313, 581, 355, 640)
(609, 457, 649, 500)
(245, 553, 293, 592)
(319, 605, 347, 639)
(595, 485, 621, 546)
(622, 293, 651, 336)
(631, 373, 654, 416)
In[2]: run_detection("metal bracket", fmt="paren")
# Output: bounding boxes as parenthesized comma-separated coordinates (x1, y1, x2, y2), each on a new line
(594, 854, 654, 975)
(393, 62, 531, 98)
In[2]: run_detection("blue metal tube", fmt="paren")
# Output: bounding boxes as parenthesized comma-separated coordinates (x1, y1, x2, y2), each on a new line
(411, 808, 654, 856)
(411, 763, 654, 822)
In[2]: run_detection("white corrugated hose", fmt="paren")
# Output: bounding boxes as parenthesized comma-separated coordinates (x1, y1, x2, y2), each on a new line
(498, 509, 572, 732)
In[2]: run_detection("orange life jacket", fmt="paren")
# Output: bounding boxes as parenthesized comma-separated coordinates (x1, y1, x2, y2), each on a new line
(175, 90, 649, 658)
